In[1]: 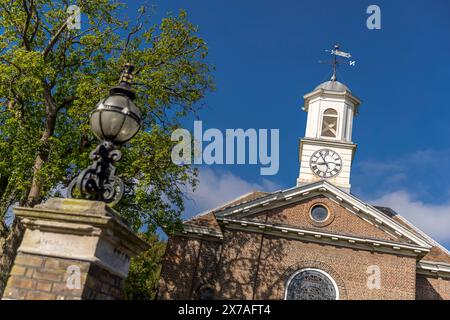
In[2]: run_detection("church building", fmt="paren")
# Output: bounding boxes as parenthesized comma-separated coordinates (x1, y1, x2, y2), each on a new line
(157, 73, 450, 300)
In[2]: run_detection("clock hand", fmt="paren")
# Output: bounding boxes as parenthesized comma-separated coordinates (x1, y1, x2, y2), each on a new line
(321, 155, 331, 172)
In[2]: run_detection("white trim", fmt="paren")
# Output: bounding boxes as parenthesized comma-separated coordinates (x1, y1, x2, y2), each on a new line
(394, 214, 450, 256)
(185, 191, 268, 222)
(218, 217, 430, 255)
(303, 89, 361, 112)
(215, 180, 432, 248)
(417, 260, 450, 276)
(284, 268, 339, 300)
(180, 224, 223, 239)
(319, 107, 339, 139)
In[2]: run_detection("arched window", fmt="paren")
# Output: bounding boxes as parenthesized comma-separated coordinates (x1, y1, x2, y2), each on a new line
(285, 269, 338, 300)
(321, 108, 338, 138)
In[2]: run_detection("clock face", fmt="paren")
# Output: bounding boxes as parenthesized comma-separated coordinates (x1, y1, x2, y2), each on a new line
(310, 149, 342, 178)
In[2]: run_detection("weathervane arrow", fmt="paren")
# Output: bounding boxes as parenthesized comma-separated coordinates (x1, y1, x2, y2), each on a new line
(321, 44, 356, 81)
(332, 49, 351, 58)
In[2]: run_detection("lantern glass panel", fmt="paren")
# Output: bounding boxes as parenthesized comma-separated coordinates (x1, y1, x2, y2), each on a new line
(100, 109, 127, 140)
(89, 110, 103, 140)
(115, 115, 140, 142)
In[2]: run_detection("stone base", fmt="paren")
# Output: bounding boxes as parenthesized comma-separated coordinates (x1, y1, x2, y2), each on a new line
(2, 198, 148, 300)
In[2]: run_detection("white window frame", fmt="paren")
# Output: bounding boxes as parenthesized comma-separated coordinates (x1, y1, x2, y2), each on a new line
(319, 108, 339, 139)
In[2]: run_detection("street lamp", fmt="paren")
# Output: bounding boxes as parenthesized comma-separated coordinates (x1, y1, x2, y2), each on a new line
(68, 63, 141, 206)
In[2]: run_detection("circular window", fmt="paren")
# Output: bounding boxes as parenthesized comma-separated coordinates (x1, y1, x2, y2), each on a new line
(285, 269, 338, 300)
(310, 205, 329, 222)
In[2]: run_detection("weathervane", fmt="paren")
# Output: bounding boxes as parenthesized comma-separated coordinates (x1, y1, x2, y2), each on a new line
(319, 44, 356, 81)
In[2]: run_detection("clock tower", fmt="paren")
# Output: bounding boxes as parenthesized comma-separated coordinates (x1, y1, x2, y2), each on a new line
(297, 79, 361, 192)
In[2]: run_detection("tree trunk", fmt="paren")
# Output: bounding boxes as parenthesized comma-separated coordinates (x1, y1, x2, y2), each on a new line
(26, 152, 46, 207)
(0, 218, 25, 295)
(25, 86, 58, 207)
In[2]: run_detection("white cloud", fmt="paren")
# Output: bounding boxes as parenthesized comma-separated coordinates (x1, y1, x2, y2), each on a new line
(357, 160, 401, 174)
(184, 167, 282, 217)
(370, 190, 450, 245)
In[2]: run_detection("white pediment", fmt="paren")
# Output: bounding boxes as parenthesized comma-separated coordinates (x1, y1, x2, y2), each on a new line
(214, 180, 432, 249)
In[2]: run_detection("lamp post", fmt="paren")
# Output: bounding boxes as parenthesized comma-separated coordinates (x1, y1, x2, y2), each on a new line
(68, 63, 141, 206)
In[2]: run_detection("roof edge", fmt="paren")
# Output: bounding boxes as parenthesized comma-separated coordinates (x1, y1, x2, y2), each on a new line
(185, 190, 270, 222)
(215, 180, 433, 248)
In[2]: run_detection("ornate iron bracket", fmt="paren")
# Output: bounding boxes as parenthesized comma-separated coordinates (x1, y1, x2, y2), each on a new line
(68, 141, 124, 206)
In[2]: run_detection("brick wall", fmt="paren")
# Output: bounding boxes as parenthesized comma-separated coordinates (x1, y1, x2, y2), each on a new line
(2, 252, 124, 300)
(158, 236, 223, 300)
(158, 236, 202, 299)
(158, 229, 418, 300)
(253, 232, 417, 300)
(158, 196, 440, 300)
(416, 274, 450, 300)
(190, 240, 222, 299)
(214, 230, 262, 299)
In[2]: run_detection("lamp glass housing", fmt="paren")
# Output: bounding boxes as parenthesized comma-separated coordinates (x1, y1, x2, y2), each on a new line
(90, 93, 141, 143)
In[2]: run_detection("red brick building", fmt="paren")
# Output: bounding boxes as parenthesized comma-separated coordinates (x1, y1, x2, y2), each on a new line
(158, 77, 450, 300)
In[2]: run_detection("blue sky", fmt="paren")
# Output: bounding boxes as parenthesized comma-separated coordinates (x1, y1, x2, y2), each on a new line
(124, 1, 450, 248)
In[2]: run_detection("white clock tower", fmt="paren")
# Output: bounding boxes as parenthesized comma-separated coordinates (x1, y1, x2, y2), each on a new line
(297, 79, 361, 192)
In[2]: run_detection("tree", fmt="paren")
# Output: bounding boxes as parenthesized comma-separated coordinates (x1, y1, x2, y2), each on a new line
(124, 233, 166, 300)
(0, 0, 213, 234)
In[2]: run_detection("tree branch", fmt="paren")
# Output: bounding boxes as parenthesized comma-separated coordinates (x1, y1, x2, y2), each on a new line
(43, 21, 68, 59)
(58, 96, 76, 111)
(30, 3, 40, 44)
(0, 57, 23, 73)
(21, 0, 33, 50)
(123, 7, 146, 51)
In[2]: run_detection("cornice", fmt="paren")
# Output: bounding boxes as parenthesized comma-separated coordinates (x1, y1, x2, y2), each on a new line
(214, 181, 432, 249)
(217, 216, 429, 258)
(303, 88, 361, 111)
(300, 138, 357, 150)
(176, 224, 223, 242)
(417, 260, 450, 278)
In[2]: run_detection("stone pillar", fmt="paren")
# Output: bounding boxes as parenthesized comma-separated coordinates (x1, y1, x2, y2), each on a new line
(1, 198, 149, 300)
